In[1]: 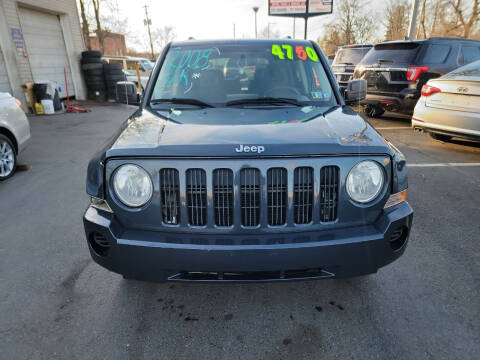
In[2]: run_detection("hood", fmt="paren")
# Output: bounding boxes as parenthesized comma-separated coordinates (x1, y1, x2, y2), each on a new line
(104, 106, 390, 158)
(86, 105, 399, 198)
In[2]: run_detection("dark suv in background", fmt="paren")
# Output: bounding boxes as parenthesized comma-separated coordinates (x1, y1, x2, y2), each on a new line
(354, 37, 480, 117)
(332, 44, 372, 93)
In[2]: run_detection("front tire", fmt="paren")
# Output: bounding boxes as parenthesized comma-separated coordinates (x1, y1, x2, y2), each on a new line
(0, 134, 17, 180)
(430, 133, 452, 142)
(363, 105, 385, 118)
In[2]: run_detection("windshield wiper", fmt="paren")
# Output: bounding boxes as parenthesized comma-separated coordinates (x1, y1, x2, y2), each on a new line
(150, 98, 215, 108)
(334, 62, 354, 66)
(226, 97, 304, 107)
(378, 59, 394, 63)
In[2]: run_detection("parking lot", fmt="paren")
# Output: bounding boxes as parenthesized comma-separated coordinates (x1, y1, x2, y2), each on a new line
(1, 104, 479, 360)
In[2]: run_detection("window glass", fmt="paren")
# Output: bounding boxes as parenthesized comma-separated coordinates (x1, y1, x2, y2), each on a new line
(422, 44, 451, 64)
(461, 46, 480, 65)
(333, 47, 371, 65)
(151, 42, 336, 107)
(361, 43, 421, 64)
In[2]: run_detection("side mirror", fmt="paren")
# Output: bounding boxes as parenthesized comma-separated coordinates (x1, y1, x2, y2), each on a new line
(344, 79, 367, 104)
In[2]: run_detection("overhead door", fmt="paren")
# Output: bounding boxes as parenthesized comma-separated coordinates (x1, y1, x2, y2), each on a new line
(19, 7, 74, 97)
(0, 48, 11, 94)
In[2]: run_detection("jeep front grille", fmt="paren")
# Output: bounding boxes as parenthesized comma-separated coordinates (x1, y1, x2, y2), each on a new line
(160, 169, 180, 225)
(320, 166, 339, 222)
(240, 168, 261, 227)
(293, 167, 314, 224)
(267, 168, 287, 226)
(213, 169, 234, 227)
(186, 169, 207, 226)
(158, 165, 340, 227)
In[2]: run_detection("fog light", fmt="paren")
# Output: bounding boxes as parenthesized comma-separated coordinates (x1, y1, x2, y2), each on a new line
(384, 189, 407, 208)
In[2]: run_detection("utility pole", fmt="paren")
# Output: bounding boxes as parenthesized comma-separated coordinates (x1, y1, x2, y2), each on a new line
(407, 0, 420, 40)
(143, 5, 154, 59)
(233, 23, 236, 39)
(293, 17, 296, 39)
(252, 6, 259, 38)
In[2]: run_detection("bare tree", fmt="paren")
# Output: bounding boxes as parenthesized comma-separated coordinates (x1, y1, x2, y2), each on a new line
(78, 0, 91, 50)
(446, 0, 480, 37)
(151, 26, 176, 52)
(317, 0, 377, 55)
(384, 0, 410, 40)
(92, 0, 104, 52)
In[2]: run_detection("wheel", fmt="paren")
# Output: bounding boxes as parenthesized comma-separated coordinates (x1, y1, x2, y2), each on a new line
(430, 133, 452, 142)
(0, 134, 17, 180)
(82, 50, 102, 58)
(84, 69, 104, 77)
(81, 57, 102, 65)
(104, 63, 123, 71)
(82, 63, 103, 71)
(363, 105, 385, 118)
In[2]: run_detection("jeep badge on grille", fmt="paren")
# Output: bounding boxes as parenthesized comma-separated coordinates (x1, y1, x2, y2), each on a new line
(235, 144, 265, 154)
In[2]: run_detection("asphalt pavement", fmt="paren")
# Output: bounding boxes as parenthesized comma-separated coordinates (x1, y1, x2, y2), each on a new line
(1, 105, 479, 360)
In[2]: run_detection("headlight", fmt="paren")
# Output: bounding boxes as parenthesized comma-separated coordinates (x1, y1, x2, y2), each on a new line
(346, 161, 384, 203)
(112, 164, 153, 207)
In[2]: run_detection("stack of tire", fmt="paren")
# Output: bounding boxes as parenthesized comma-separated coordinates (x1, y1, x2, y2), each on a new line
(103, 63, 125, 100)
(81, 50, 106, 101)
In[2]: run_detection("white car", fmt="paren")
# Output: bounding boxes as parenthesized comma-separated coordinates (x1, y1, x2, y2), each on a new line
(412, 60, 480, 142)
(0, 92, 31, 180)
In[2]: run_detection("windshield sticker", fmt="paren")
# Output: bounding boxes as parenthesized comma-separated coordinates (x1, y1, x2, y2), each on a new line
(272, 44, 319, 62)
(163, 47, 220, 93)
(311, 91, 330, 100)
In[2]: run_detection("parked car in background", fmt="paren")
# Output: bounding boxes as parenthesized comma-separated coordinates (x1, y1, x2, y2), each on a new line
(102, 56, 154, 77)
(122, 70, 149, 91)
(0, 92, 30, 180)
(412, 60, 480, 142)
(332, 44, 372, 93)
(83, 39, 413, 283)
(354, 37, 480, 117)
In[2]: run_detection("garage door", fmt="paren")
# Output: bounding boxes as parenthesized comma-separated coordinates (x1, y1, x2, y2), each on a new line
(19, 7, 74, 97)
(0, 49, 12, 94)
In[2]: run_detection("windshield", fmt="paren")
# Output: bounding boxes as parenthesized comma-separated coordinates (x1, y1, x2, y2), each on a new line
(333, 47, 371, 65)
(150, 42, 336, 107)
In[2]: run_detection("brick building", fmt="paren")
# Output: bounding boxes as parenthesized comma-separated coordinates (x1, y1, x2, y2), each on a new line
(89, 31, 127, 57)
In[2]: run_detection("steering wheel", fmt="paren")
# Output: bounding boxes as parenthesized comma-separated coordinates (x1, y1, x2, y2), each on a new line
(264, 86, 302, 98)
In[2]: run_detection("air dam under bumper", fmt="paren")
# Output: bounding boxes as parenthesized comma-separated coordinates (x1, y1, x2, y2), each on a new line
(83, 202, 413, 282)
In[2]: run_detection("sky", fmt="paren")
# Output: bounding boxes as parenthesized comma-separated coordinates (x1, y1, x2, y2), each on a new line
(112, 0, 386, 51)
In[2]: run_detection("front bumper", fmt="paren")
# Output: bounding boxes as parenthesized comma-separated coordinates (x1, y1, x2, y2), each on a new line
(83, 201, 413, 282)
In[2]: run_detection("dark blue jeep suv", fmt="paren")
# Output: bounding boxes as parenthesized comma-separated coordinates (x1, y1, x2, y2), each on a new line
(84, 39, 413, 282)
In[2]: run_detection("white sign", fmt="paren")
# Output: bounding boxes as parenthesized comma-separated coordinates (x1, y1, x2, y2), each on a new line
(268, 0, 332, 16)
(309, 0, 332, 14)
(269, 1, 307, 15)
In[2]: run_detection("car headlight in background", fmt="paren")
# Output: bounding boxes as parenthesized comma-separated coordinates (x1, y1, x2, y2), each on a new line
(346, 161, 384, 203)
(112, 164, 153, 207)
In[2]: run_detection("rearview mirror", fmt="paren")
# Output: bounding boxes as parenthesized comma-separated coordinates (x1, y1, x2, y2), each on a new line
(344, 79, 367, 104)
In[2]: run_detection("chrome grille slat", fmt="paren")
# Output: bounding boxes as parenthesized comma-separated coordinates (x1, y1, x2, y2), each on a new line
(213, 169, 233, 226)
(320, 166, 339, 222)
(267, 168, 287, 226)
(240, 168, 260, 227)
(186, 169, 207, 226)
(293, 167, 313, 224)
(160, 169, 180, 224)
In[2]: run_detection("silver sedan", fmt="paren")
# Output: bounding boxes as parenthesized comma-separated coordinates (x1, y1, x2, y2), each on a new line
(0, 92, 31, 180)
(412, 60, 480, 142)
